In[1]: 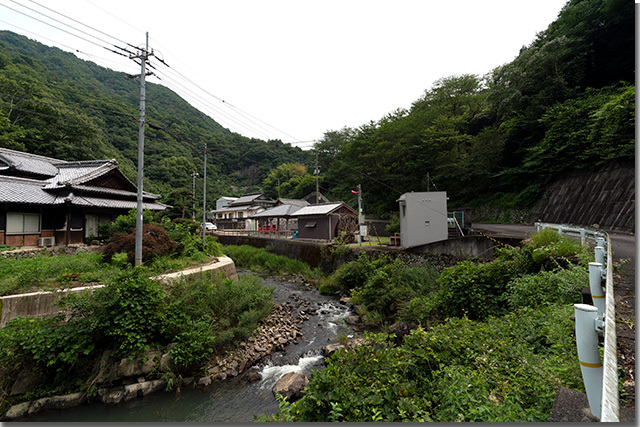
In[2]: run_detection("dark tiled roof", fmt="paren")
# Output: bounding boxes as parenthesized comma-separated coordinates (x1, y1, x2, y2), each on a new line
(0, 176, 57, 204)
(0, 148, 165, 210)
(0, 148, 61, 177)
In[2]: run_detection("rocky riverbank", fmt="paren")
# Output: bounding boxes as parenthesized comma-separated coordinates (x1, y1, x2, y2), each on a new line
(2, 288, 338, 421)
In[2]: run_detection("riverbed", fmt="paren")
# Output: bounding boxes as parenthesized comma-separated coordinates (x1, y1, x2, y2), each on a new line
(22, 273, 356, 422)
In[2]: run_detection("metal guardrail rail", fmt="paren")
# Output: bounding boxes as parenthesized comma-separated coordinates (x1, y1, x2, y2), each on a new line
(535, 222, 619, 422)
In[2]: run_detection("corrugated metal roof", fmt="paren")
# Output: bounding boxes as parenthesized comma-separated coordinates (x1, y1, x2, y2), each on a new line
(229, 193, 275, 206)
(250, 204, 303, 218)
(0, 148, 61, 177)
(293, 202, 346, 216)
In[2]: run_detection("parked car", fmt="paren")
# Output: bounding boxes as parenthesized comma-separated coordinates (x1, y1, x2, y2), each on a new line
(204, 222, 217, 231)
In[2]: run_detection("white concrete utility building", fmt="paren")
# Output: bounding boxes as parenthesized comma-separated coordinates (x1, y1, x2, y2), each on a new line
(396, 191, 448, 248)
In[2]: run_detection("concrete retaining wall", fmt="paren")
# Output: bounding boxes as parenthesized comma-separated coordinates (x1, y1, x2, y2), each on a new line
(409, 235, 524, 258)
(530, 163, 635, 232)
(215, 234, 330, 268)
(0, 256, 238, 327)
(0, 285, 104, 327)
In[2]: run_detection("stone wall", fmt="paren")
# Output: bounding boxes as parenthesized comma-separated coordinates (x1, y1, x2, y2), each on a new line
(530, 162, 635, 232)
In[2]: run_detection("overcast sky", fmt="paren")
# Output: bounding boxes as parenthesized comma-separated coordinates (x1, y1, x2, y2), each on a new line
(0, 0, 568, 149)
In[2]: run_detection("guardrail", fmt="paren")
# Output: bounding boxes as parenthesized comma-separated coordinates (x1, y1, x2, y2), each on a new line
(534, 222, 619, 422)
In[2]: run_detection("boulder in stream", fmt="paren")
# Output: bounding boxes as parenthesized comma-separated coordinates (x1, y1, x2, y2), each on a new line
(272, 372, 309, 401)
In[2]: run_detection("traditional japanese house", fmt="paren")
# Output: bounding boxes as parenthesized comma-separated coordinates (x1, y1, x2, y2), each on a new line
(0, 148, 167, 247)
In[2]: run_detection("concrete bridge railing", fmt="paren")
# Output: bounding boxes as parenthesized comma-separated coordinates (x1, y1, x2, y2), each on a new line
(535, 222, 619, 422)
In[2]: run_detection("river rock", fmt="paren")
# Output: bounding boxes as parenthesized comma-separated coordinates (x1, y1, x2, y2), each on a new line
(339, 297, 352, 306)
(197, 376, 213, 387)
(323, 343, 345, 358)
(343, 315, 360, 325)
(97, 387, 125, 404)
(246, 370, 262, 382)
(3, 401, 32, 420)
(121, 380, 166, 402)
(27, 392, 85, 413)
(272, 372, 309, 401)
(117, 350, 162, 378)
(10, 368, 43, 396)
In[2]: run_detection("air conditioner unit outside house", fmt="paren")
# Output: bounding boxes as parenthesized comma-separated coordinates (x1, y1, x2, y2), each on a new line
(38, 236, 55, 247)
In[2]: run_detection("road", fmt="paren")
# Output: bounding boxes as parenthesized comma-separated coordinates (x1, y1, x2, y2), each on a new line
(472, 223, 635, 263)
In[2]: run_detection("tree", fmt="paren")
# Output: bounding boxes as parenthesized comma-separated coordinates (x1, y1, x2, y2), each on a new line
(261, 163, 316, 200)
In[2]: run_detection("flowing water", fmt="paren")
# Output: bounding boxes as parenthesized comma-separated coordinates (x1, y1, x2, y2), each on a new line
(22, 273, 356, 422)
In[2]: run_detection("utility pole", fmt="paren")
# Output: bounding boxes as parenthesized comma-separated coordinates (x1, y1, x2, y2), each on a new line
(314, 151, 320, 201)
(132, 32, 153, 267)
(202, 142, 207, 251)
(191, 171, 199, 220)
(277, 177, 280, 199)
(357, 184, 363, 246)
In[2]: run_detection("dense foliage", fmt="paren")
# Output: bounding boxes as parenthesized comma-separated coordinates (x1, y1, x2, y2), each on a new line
(335, 228, 589, 326)
(311, 0, 634, 216)
(263, 306, 582, 422)
(0, 30, 307, 211)
(260, 229, 591, 421)
(222, 244, 320, 280)
(0, 270, 274, 404)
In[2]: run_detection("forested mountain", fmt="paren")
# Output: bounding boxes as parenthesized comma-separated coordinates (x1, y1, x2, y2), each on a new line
(311, 0, 634, 217)
(0, 30, 308, 214)
(0, 0, 634, 221)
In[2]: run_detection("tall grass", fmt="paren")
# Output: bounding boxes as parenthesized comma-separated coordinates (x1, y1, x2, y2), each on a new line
(0, 252, 121, 296)
(223, 245, 320, 280)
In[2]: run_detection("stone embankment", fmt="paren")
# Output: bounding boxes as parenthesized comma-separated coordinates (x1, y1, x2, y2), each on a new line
(2, 288, 330, 420)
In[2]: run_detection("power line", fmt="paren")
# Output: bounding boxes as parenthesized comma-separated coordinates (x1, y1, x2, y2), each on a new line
(1, 1, 315, 147)
(25, 0, 134, 49)
(0, 0, 129, 57)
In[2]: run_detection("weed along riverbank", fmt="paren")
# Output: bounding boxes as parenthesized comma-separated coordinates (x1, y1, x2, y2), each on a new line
(8, 274, 357, 422)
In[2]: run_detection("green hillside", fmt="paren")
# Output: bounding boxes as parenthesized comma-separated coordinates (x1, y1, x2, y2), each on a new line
(0, 30, 308, 212)
(0, 0, 635, 220)
(312, 0, 634, 217)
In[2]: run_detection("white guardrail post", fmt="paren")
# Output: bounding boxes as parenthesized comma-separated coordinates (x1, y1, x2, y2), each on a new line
(534, 222, 619, 421)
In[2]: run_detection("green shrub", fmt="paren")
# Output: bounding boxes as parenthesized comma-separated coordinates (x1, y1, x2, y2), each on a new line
(266, 305, 581, 422)
(223, 245, 317, 279)
(506, 266, 587, 308)
(436, 257, 518, 320)
(101, 224, 178, 265)
(98, 208, 154, 241)
(526, 228, 591, 269)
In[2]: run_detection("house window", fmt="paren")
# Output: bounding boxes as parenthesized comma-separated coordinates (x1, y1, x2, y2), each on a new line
(305, 221, 317, 228)
(6, 212, 41, 234)
(401, 203, 406, 217)
(238, 212, 244, 219)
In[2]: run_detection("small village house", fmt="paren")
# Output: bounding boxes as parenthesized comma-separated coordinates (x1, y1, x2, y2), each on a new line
(292, 202, 357, 241)
(0, 148, 167, 247)
(211, 193, 275, 230)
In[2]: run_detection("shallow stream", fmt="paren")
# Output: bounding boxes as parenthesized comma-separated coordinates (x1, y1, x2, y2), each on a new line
(23, 273, 355, 422)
